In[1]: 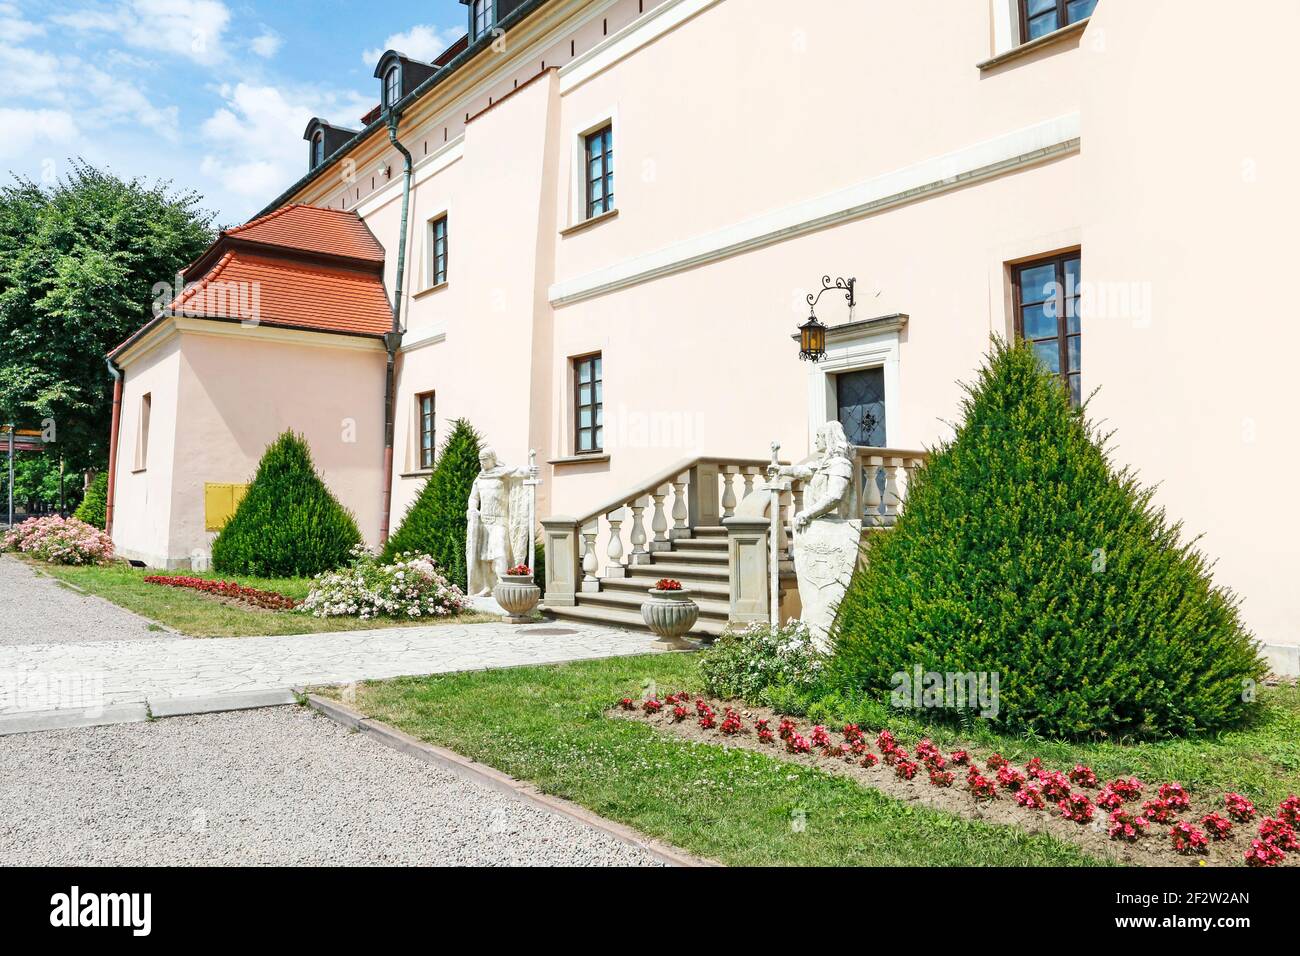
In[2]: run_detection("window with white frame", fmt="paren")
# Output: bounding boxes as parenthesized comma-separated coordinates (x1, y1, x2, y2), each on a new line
(1019, 0, 1096, 42)
(472, 0, 492, 40)
(584, 124, 614, 219)
(427, 215, 448, 286)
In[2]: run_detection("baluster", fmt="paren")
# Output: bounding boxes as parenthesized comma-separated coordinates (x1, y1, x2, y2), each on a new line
(720, 466, 738, 518)
(882, 457, 904, 526)
(629, 496, 650, 564)
(863, 455, 883, 527)
(901, 456, 923, 512)
(580, 520, 600, 591)
(742, 467, 756, 501)
(605, 508, 627, 577)
(649, 485, 671, 552)
(670, 474, 689, 539)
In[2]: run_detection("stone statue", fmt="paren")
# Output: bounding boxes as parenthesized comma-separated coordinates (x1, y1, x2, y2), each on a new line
(772, 421, 861, 647)
(466, 446, 537, 596)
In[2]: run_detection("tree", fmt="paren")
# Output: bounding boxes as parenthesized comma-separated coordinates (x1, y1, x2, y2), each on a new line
(211, 432, 361, 578)
(383, 419, 481, 589)
(74, 472, 109, 528)
(0, 161, 214, 473)
(829, 338, 1265, 739)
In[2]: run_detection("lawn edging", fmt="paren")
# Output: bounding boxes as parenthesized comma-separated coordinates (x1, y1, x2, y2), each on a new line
(303, 692, 717, 868)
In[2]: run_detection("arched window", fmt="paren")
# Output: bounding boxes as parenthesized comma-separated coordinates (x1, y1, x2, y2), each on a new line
(312, 131, 324, 167)
(384, 65, 400, 107)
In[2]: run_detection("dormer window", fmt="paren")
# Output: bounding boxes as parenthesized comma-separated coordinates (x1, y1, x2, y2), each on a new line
(312, 131, 324, 168)
(472, 0, 493, 39)
(383, 65, 401, 108)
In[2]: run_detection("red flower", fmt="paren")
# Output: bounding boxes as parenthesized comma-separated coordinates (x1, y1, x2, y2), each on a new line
(1245, 839, 1285, 867)
(914, 739, 940, 762)
(1258, 817, 1300, 852)
(698, 710, 716, 730)
(1108, 809, 1148, 842)
(672, 705, 688, 722)
(641, 697, 662, 713)
(1224, 792, 1256, 822)
(144, 575, 296, 610)
(1015, 784, 1046, 810)
(860, 753, 879, 768)
(1025, 757, 1044, 778)
(895, 758, 919, 780)
(1142, 799, 1175, 824)
(1059, 793, 1095, 824)
(1200, 812, 1233, 841)
(842, 723, 864, 744)
(929, 768, 955, 787)
(653, 578, 683, 591)
(950, 749, 970, 765)
(618, 697, 635, 710)
(778, 718, 797, 741)
(997, 765, 1027, 792)
(720, 710, 744, 735)
(1158, 782, 1190, 810)
(876, 729, 896, 752)
(786, 733, 811, 754)
(1096, 786, 1124, 811)
(1109, 777, 1143, 802)
(1039, 771, 1072, 802)
(1069, 765, 1099, 788)
(758, 728, 775, 744)
(986, 753, 1008, 771)
(1278, 794, 1300, 827)
(810, 725, 832, 749)
(1169, 822, 1208, 855)
(968, 774, 997, 801)
(506, 564, 531, 576)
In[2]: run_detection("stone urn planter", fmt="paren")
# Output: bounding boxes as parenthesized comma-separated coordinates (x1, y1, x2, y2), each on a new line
(494, 572, 541, 624)
(641, 582, 699, 647)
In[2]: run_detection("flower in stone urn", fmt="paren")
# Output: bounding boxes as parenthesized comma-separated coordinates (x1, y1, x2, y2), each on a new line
(494, 564, 540, 623)
(642, 578, 698, 646)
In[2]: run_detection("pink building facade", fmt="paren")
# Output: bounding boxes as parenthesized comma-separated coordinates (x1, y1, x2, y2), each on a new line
(108, 0, 1300, 670)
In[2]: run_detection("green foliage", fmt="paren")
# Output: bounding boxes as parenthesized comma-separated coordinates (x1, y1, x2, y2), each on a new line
(74, 472, 109, 528)
(699, 620, 827, 702)
(383, 418, 481, 589)
(211, 431, 361, 577)
(1, 451, 67, 509)
(830, 338, 1266, 740)
(0, 161, 214, 472)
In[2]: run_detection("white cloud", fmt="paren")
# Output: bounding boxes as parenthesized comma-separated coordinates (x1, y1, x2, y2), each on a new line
(0, 45, 64, 99)
(198, 82, 370, 200)
(0, 3, 45, 42)
(250, 28, 281, 58)
(362, 24, 459, 66)
(51, 0, 232, 66)
(0, 108, 79, 161)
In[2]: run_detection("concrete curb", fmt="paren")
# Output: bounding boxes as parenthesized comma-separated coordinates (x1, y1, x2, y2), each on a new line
(304, 692, 718, 868)
(149, 688, 298, 717)
(0, 702, 149, 736)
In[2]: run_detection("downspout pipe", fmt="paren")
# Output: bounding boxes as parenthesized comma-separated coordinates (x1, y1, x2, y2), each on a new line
(379, 108, 412, 546)
(104, 357, 124, 536)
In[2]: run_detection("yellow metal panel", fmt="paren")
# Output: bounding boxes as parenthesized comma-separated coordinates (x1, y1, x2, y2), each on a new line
(204, 482, 249, 532)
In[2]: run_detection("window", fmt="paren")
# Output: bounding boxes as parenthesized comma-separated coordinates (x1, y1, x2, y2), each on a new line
(472, 0, 492, 39)
(835, 368, 886, 447)
(312, 131, 324, 168)
(573, 353, 603, 454)
(1013, 252, 1081, 405)
(416, 392, 436, 470)
(584, 124, 614, 219)
(428, 215, 448, 286)
(134, 393, 151, 471)
(383, 65, 400, 107)
(1019, 0, 1096, 42)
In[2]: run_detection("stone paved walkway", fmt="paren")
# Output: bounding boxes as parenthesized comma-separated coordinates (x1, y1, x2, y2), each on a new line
(0, 620, 663, 724)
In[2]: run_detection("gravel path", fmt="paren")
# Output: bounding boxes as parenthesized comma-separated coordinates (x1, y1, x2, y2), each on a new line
(0, 555, 174, 646)
(0, 706, 664, 866)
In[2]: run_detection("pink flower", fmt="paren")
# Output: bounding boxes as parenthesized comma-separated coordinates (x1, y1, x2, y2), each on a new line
(1069, 765, 1099, 788)
(1245, 839, 1285, 867)
(929, 768, 955, 787)
(1108, 810, 1148, 842)
(859, 753, 879, 768)
(1201, 812, 1233, 841)
(1060, 793, 1095, 824)
(1169, 822, 1208, 855)
(1015, 784, 1046, 810)
(1142, 799, 1175, 824)
(1258, 817, 1300, 852)
(1224, 792, 1256, 822)
(1109, 777, 1143, 802)
(895, 758, 919, 780)
(1096, 786, 1124, 811)
(997, 765, 1027, 792)
(1158, 782, 1190, 810)
(1277, 795, 1300, 827)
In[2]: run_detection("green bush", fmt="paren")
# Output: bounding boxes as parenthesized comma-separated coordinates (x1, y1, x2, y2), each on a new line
(699, 620, 826, 702)
(211, 431, 361, 578)
(74, 472, 108, 529)
(383, 418, 481, 590)
(829, 338, 1266, 739)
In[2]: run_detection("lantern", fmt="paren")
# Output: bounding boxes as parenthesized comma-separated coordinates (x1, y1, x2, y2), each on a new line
(798, 313, 827, 362)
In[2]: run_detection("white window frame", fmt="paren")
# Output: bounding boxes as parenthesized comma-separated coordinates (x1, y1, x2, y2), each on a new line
(424, 210, 449, 289)
(133, 392, 151, 472)
(992, 0, 1019, 56)
(805, 320, 903, 454)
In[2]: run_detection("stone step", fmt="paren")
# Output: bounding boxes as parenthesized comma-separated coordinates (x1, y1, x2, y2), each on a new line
(653, 549, 727, 565)
(546, 602, 727, 639)
(690, 526, 728, 537)
(600, 576, 731, 601)
(670, 538, 730, 552)
(627, 562, 729, 581)
(577, 587, 731, 620)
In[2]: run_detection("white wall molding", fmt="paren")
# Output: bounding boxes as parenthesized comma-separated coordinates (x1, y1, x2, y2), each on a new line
(401, 320, 449, 353)
(559, 0, 724, 93)
(549, 113, 1081, 307)
(806, 318, 905, 456)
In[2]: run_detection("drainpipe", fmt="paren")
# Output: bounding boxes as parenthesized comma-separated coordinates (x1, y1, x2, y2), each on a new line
(105, 358, 124, 535)
(378, 109, 412, 546)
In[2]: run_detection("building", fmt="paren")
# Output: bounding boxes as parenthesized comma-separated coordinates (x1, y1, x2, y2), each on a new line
(106, 0, 1300, 672)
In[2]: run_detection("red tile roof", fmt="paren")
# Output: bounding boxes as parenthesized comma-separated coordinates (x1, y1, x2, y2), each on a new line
(220, 203, 385, 264)
(168, 249, 393, 337)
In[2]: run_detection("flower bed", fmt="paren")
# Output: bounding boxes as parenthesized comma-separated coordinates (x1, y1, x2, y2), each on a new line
(144, 575, 297, 610)
(2, 515, 114, 564)
(612, 693, 1300, 868)
(299, 547, 467, 620)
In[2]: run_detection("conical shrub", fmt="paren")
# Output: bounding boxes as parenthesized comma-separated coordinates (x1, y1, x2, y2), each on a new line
(383, 418, 481, 590)
(211, 431, 361, 577)
(829, 338, 1265, 739)
(74, 472, 109, 529)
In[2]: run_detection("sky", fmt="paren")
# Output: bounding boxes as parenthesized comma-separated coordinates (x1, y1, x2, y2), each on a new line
(0, 0, 470, 226)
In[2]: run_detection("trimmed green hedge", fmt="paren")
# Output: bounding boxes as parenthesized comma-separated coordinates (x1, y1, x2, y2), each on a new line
(383, 418, 481, 590)
(211, 431, 361, 578)
(830, 339, 1265, 739)
(74, 472, 108, 529)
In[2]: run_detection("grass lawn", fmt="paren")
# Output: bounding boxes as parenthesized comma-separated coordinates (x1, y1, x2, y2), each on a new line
(324, 653, 1109, 866)
(25, 558, 497, 638)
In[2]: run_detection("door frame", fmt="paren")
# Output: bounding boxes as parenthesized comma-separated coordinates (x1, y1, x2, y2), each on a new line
(804, 313, 906, 453)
